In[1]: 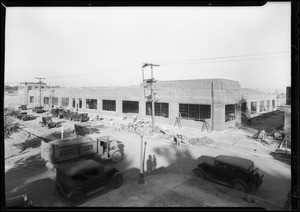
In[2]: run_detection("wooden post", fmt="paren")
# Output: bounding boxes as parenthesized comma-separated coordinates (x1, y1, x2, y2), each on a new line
(61, 125, 63, 139)
(138, 129, 145, 184)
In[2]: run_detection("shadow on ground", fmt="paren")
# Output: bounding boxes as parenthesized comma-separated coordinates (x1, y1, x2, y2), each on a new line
(269, 152, 291, 165)
(241, 110, 284, 134)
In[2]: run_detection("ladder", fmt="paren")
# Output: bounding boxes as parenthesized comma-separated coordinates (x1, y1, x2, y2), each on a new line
(201, 120, 211, 132)
(174, 114, 182, 128)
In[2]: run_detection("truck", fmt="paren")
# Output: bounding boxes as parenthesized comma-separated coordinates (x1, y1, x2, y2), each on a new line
(41, 135, 124, 165)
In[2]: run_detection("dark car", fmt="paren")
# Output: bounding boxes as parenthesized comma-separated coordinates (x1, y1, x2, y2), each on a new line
(33, 106, 45, 113)
(74, 123, 100, 137)
(193, 155, 264, 193)
(54, 159, 123, 206)
(16, 111, 35, 121)
(6, 194, 33, 207)
(71, 113, 89, 122)
(51, 108, 64, 118)
(39, 116, 57, 128)
(19, 105, 27, 110)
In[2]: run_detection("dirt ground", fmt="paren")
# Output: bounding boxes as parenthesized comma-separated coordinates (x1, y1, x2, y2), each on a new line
(4, 96, 290, 209)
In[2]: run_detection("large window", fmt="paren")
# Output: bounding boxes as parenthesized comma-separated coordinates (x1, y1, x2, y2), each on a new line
(103, 100, 116, 111)
(52, 97, 58, 106)
(259, 101, 264, 112)
(179, 104, 211, 120)
(44, 97, 49, 105)
(251, 102, 257, 114)
(146, 102, 169, 118)
(225, 104, 236, 122)
(72, 98, 76, 108)
(61, 98, 69, 107)
(86, 99, 97, 109)
(122, 101, 139, 113)
(30, 96, 34, 103)
(272, 100, 275, 109)
(79, 98, 82, 108)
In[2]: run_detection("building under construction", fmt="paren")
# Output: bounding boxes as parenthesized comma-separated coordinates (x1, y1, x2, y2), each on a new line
(18, 78, 277, 131)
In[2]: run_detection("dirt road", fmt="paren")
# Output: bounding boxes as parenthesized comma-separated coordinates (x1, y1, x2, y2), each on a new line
(4, 112, 290, 208)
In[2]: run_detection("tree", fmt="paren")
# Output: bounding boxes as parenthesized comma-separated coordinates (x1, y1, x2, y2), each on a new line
(4, 116, 20, 139)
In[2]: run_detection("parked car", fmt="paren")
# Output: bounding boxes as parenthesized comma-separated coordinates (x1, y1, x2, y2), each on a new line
(19, 105, 27, 110)
(32, 106, 45, 113)
(39, 116, 57, 128)
(6, 194, 33, 207)
(63, 110, 76, 120)
(74, 123, 100, 137)
(51, 108, 64, 118)
(54, 159, 123, 206)
(16, 111, 35, 121)
(71, 113, 89, 122)
(193, 155, 264, 193)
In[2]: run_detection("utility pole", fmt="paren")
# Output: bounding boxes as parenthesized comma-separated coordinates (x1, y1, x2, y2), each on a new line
(35, 77, 46, 107)
(142, 63, 159, 129)
(138, 129, 145, 184)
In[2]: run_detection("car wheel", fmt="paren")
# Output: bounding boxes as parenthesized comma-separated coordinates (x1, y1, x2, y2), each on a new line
(111, 150, 122, 163)
(194, 169, 205, 180)
(70, 190, 85, 206)
(233, 181, 247, 193)
(113, 174, 123, 189)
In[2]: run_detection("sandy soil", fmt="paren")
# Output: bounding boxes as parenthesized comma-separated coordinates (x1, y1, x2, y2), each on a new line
(4, 100, 290, 209)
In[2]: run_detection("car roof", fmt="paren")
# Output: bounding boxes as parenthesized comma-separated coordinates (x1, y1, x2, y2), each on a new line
(56, 159, 102, 176)
(215, 155, 254, 169)
(75, 122, 91, 127)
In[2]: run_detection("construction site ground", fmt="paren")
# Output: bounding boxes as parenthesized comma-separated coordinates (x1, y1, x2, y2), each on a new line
(4, 101, 290, 209)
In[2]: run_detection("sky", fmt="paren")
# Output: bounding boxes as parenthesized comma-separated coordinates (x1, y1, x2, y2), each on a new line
(4, 2, 291, 93)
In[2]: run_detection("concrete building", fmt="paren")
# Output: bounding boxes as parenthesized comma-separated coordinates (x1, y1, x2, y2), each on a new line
(18, 82, 47, 105)
(18, 78, 277, 131)
(240, 88, 277, 119)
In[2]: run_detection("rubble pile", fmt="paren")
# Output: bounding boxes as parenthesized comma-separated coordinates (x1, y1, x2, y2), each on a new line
(252, 130, 271, 145)
(187, 136, 214, 146)
(269, 129, 284, 140)
(114, 118, 153, 135)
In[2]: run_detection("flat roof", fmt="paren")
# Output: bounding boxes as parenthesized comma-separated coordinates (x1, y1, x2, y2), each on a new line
(215, 155, 253, 170)
(56, 159, 102, 176)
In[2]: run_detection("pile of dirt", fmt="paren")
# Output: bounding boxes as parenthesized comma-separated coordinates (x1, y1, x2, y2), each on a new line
(187, 137, 214, 147)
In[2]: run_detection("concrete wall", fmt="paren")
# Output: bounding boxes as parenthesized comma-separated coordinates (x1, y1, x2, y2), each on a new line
(23, 78, 245, 131)
(241, 91, 277, 118)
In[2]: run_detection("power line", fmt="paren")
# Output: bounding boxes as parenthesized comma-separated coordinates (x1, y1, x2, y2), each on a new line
(156, 51, 290, 65)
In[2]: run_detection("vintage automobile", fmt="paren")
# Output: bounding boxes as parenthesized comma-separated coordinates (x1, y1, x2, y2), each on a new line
(32, 106, 45, 113)
(16, 111, 35, 121)
(39, 116, 57, 128)
(19, 105, 27, 110)
(71, 113, 89, 122)
(74, 123, 100, 137)
(41, 134, 124, 164)
(62, 110, 76, 120)
(193, 155, 264, 193)
(54, 159, 123, 206)
(51, 108, 65, 118)
(6, 194, 33, 207)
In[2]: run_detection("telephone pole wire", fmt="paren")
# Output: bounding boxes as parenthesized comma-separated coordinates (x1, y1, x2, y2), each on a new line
(35, 77, 46, 107)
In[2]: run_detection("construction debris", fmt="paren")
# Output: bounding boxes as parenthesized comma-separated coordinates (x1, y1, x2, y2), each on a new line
(187, 136, 214, 147)
(252, 130, 271, 145)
